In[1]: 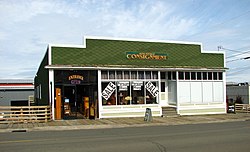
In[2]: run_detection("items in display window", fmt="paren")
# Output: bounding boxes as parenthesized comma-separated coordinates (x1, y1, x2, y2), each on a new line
(101, 80, 158, 106)
(84, 97, 89, 118)
(64, 99, 71, 115)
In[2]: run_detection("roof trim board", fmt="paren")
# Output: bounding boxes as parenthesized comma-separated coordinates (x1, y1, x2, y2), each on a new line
(45, 65, 227, 71)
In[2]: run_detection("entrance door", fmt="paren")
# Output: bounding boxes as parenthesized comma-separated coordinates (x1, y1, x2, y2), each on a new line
(75, 85, 93, 119)
(55, 88, 62, 120)
(63, 86, 78, 119)
(160, 81, 168, 106)
(62, 85, 97, 119)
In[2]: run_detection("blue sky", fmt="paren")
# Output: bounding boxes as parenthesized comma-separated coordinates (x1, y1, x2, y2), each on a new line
(0, 0, 250, 83)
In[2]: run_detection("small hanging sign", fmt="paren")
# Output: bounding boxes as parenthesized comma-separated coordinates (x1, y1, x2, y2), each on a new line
(132, 81, 143, 90)
(117, 81, 129, 91)
(68, 74, 84, 84)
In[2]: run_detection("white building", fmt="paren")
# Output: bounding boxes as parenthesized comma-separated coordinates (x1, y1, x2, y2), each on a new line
(35, 36, 227, 120)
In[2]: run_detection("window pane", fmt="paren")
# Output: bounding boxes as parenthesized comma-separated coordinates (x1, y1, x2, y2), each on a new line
(124, 71, 129, 79)
(185, 72, 190, 80)
(160, 72, 166, 79)
(132, 81, 144, 104)
(117, 81, 130, 105)
(179, 72, 184, 80)
(208, 72, 212, 80)
(218, 72, 223, 80)
(191, 72, 196, 80)
(153, 71, 158, 79)
(146, 81, 158, 104)
(197, 72, 202, 80)
(168, 72, 172, 80)
(146, 71, 151, 79)
(138, 71, 144, 79)
(102, 82, 116, 105)
(109, 71, 115, 79)
(101, 71, 108, 79)
(161, 82, 165, 92)
(116, 71, 122, 79)
(172, 71, 176, 80)
(131, 71, 137, 79)
(203, 72, 207, 80)
(213, 72, 218, 80)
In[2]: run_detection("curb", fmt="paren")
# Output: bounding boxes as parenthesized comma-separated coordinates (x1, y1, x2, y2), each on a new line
(1, 115, 249, 133)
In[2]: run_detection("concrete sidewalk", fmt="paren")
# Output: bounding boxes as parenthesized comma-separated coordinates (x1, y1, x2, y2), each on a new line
(0, 113, 249, 132)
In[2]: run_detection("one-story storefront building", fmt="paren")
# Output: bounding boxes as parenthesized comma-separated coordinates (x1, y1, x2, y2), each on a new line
(35, 36, 227, 120)
(227, 82, 249, 104)
(0, 79, 34, 106)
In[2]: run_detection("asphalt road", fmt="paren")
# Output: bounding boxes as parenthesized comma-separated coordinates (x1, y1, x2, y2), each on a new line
(0, 121, 249, 152)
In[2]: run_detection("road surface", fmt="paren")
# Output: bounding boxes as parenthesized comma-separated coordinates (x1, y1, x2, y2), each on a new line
(0, 121, 249, 152)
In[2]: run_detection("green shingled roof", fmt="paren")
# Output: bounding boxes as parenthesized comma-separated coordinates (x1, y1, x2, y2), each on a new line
(51, 38, 224, 69)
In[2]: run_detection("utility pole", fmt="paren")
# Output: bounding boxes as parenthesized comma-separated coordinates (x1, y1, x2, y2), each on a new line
(218, 46, 223, 51)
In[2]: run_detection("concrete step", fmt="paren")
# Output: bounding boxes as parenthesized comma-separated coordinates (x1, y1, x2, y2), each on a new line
(162, 107, 178, 117)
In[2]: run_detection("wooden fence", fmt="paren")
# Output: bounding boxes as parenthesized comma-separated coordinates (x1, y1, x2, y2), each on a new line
(235, 104, 250, 113)
(0, 106, 51, 123)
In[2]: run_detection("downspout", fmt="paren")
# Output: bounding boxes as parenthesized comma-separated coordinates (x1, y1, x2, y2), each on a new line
(176, 71, 179, 114)
(50, 81, 54, 120)
(98, 70, 102, 119)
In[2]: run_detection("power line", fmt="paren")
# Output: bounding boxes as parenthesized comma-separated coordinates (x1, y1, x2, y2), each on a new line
(218, 47, 250, 59)
(227, 56, 250, 63)
(227, 67, 250, 76)
(183, 10, 250, 40)
(227, 65, 250, 76)
(220, 47, 242, 53)
(226, 50, 250, 59)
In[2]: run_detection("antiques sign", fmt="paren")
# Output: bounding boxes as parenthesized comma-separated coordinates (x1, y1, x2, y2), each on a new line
(68, 74, 84, 84)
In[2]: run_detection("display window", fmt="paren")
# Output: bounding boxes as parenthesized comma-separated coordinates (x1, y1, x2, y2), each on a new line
(117, 81, 130, 105)
(145, 81, 158, 104)
(131, 81, 144, 104)
(101, 70, 159, 106)
(101, 82, 116, 105)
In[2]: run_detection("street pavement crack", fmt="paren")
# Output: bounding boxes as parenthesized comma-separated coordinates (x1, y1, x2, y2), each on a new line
(151, 141, 167, 152)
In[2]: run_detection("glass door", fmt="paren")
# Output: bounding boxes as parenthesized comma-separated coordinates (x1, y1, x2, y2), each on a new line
(63, 85, 77, 119)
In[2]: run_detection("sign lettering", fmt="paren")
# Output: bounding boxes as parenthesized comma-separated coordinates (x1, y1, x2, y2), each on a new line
(102, 82, 116, 100)
(117, 82, 129, 91)
(126, 52, 168, 60)
(132, 81, 143, 90)
(145, 81, 159, 97)
(117, 81, 129, 86)
(70, 80, 81, 84)
(68, 75, 84, 81)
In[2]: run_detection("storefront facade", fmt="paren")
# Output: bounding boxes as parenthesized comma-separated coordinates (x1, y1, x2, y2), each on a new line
(35, 36, 227, 120)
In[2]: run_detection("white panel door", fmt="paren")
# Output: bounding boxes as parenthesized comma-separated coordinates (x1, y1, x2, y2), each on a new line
(191, 82, 202, 103)
(213, 82, 223, 102)
(168, 81, 177, 105)
(179, 82, 190, 103)
(202, 82, 213, 103)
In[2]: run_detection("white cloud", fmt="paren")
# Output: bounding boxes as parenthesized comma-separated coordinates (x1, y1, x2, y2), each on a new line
(0, 0, 80, 24)
(96, 1, 198, 40)
(0, 0, 250, 82)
